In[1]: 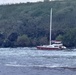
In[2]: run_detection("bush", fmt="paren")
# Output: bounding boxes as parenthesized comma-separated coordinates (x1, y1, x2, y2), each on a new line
(16, 35, 30, 47)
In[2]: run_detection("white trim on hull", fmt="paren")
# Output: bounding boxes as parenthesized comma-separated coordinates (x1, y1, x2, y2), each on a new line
(37, 45, 66, 50)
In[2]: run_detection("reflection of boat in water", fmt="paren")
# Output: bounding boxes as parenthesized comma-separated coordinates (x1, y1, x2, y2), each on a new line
(37, 8, 66, 50)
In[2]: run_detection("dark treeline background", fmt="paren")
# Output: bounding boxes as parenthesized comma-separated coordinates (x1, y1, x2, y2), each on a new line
(0, 1, 76, 47)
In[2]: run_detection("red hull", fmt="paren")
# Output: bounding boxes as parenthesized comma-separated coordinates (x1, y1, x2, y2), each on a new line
(37, 46, 60, 50)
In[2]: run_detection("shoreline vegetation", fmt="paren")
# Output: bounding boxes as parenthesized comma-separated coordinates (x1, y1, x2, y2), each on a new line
(0, 1, 76, 47)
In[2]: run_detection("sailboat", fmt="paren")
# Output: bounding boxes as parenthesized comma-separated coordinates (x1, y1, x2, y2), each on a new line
(37, 8, 66, 50)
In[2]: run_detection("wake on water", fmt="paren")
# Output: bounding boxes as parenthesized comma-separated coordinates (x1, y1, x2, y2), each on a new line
(0, 47, 76, 69)
(5, 63, 76, 70)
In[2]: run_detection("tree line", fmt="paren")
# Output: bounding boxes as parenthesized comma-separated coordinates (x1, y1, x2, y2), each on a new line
(0, 1, 76, 47)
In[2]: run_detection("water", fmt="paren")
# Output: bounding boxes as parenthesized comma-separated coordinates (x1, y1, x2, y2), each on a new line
(0, 47, 76, 75)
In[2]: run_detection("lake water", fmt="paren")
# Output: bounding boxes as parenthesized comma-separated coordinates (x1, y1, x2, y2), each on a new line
(0, 47, 76, 75)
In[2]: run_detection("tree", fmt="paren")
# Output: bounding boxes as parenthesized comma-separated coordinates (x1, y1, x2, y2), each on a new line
(56, 34, 63, 41)
(0, 33, 5, 46)
(8, 32, 18, 41)
(16, 35, 30, 47)
(39, 37, 48, 45)
(3, 40, 14, 47)
(62, 28, 76, 47)
(31, 38, 38, 46)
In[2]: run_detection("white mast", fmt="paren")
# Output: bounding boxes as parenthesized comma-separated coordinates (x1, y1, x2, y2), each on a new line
(50, 8, 52, 45)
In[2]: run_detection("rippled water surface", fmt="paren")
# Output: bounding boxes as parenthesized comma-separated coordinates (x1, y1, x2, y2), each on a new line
(0, 47, 76, 75)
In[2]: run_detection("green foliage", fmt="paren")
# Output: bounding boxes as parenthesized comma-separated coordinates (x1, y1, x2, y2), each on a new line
(3, 40, 14, 47)
(16, 35, 30, 47)
(62, 28, 76, 47)
(31, 38, 38, 46)
(8, 32, 18, 41)
(0, 34, 5, 46)
(38, 37, 48, 45)
(56, 35, 63, 41)
(0, 1, 76, 47)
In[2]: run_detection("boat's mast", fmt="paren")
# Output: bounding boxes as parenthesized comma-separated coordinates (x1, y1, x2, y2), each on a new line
(50, 8, 52, 45)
